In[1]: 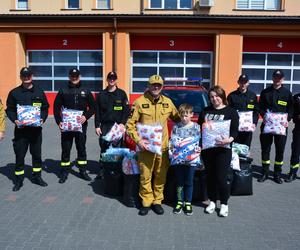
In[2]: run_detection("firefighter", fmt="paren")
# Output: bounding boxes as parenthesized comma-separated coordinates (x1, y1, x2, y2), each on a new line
(6, 67, 49, 191)
(258, 69, 293, 184)
(126, 75, 180, 216)
(227, 74, 259, 147)
(94, 71, 130, 179)
(53, 68, 96, 183)
(0, 98, 5, 141)
(285, 92, 300, 182)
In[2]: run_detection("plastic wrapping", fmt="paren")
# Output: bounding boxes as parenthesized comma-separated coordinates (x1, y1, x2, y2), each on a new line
(230, 150, 240, 171)
(61, 108, 83, 132)
(232, 142, 250, 157)
(202, 120, 231, 150)
(169, 136, 201, 167)
(136, 123, 163, 155)
(102, 123, 125, 143)
(17, 104, 41, 127)
(263, 111, 288, 135)
(100, 147, 131, 163)
(238, 111, 255, 132)
(122, 153, 140, 175)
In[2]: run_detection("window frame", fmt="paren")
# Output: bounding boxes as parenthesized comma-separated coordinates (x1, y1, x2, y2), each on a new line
(65, 0, 81, 10)
(242, 51, 300, 94)
(16, 0, 29, 10)
(131, 50, 213, 93)
(149, 0, 193, 10)
(26, 49, 103, 93)
(236, 0, 281, 10)
(95, 0, 111, 9)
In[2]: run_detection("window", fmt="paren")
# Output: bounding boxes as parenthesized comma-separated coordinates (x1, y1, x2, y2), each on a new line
(242, 52, 300, 94)
(131, 51, 212, 93)
(16, 0, 28, 9)
(149, 0, 192, 9)
(67, 0, 80, 9)
(236, 0, 280, 10)
(96, 0, 110, 9)
(27, 50, 103, 92)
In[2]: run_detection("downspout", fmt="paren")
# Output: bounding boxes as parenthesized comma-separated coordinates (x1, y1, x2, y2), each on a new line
(140, 0, 144, 15)
(113, 17, 117, 72)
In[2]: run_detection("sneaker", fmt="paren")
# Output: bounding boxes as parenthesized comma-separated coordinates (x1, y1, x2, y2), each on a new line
(173, 202, 183, 214)
(183, 202, 193, 216)
(205, 201, 216, 214)
(219, 204, 229, 217)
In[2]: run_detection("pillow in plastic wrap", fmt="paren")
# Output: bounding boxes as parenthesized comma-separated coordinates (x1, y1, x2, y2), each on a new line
(263, 111, 288, 136)
(17, 104, 41, 127)
(122, 152, 140, 175)
(136, 123, 163, 155)
(238, 111, 255, 132)
(102, 123, 125, 143)
(61, 108, 83, 132)
(169, 136, 201, 167)
(101, 147, 131, 163)
(230, 150, 240, 171)
(202, 120, 231, 150)
(232, 142, 250, 157)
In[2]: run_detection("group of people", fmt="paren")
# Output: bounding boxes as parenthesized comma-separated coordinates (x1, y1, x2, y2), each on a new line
(0, 67, 299, 218)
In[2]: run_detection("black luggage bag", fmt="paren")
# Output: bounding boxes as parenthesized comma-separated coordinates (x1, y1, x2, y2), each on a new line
(103, 162, 124, 196)
(231, 157, 253, 196)
(123, 174, 140, 207)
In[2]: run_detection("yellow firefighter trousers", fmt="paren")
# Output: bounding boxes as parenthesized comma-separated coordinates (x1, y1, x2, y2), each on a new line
(138, 150, 170, 207)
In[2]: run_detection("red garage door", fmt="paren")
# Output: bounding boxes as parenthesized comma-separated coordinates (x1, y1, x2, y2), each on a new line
(26, 35, 103, 114)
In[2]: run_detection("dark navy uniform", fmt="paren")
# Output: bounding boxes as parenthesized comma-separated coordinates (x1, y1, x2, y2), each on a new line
(6, 82, 49, 187)
(286, 93, 300, 182)
(259, 84, 293, 182)
(54, 81, 96, 178)
(227, 88, 259, 147)
(95, 87, 130, 154)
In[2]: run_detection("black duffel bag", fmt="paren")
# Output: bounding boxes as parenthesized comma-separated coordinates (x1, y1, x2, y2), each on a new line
(103, 162, 124, 196)
(123, 174, 140, 207)
(231, 157, 253, 196)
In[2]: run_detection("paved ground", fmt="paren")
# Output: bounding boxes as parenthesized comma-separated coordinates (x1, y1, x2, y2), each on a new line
(0, 118, 299, 250)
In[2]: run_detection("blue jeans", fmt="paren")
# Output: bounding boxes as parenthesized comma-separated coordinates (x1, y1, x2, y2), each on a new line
(174, 165, 196, 203)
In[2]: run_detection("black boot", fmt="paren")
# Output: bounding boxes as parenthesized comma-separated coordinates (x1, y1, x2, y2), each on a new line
(285, 168, 298, 183)
(13, 175, 24, 192)
(32, 172, 48, 187)
(258, 165, 269, 182)
(79, 169, 92, 181)
(274, 165, 283, 184)
(59, 169, 68, 184)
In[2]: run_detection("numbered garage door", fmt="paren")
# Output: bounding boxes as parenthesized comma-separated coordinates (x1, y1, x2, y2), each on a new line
(26, 35, 103, 93)
(130, 35, 214, 93)
(242, 37, 300, 94)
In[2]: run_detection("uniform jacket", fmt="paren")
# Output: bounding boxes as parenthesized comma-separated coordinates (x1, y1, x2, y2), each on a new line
(227, 88, 259, 125)
(94, 87, 130, 134)
(53, 81, 96, 125)
(0, 99, 5, 132)
(293, 93, 300, 129)
(259, 85, 293, 121)
(6, 83, 49, 124)
(126, 91, 180, 150)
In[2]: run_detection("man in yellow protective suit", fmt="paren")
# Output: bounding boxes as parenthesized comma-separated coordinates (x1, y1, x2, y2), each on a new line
(0, 99, 5, 141)
(126, 75, 180, 216)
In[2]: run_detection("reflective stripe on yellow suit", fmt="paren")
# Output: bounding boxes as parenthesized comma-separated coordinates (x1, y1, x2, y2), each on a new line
(138, 150, 170, 207)
(126, 91, 180, 207)
(0, 100, 5, 133)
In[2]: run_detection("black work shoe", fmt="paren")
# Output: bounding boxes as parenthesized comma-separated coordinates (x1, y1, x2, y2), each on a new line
(94, 171, 104, 180)
(79, 169, 92, 181)
(138, 206, 150, 216)
(284, 173, 297, 183)
(33, 176, 48, 187)
(273, 175, 283, 184)
(183, 203, 193, 216)
(59, 172, 68, 184)
(258, 173, 268, 182)
(12, 181, 23, 192)
(173, 202, 183, 214)
(151, 204, 164, 215)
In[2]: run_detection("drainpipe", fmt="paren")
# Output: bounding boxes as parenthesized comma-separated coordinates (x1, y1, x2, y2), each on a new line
(113, 17, 117, 72)
(140, 0, 144, 15)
